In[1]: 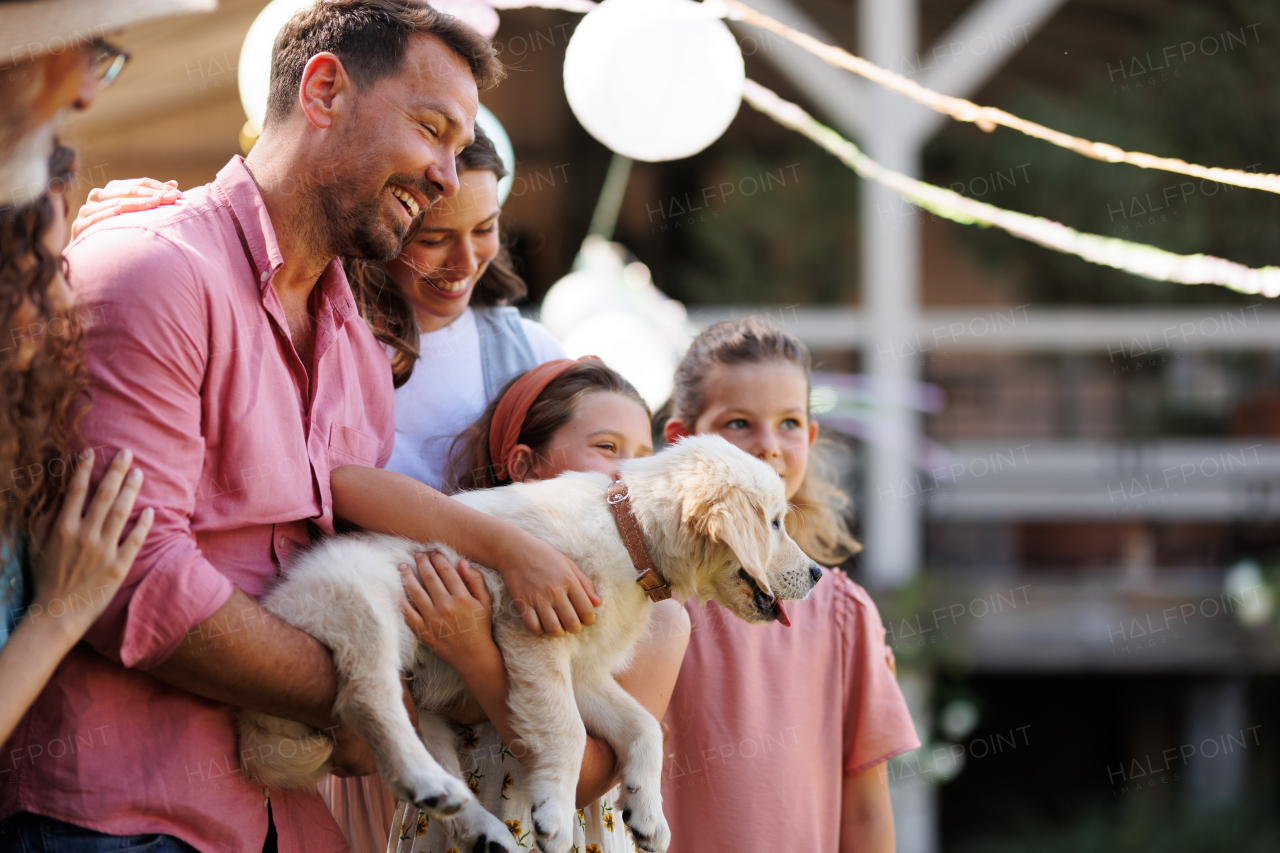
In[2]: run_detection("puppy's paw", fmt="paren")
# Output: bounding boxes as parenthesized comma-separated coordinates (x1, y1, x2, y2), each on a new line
(529, 799, 574, 853)
(392, 765, 472, 817)
(619, 785, 670, 853)
(441, 801, 519, 853)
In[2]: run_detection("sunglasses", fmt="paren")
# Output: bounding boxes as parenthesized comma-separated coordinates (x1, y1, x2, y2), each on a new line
(90, 40, 129, 88)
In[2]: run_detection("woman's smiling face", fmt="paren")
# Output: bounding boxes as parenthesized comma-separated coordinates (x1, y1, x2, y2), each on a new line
(385, 168, 500, 333)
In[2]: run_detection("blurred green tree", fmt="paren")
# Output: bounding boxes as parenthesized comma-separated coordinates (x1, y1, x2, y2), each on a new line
(925, 0, 1280, 305)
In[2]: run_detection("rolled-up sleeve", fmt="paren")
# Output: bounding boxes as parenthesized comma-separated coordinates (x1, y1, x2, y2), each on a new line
(70, 227, 235, 670)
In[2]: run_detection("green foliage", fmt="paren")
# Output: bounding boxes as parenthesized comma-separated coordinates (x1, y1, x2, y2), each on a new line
(670, 146, 861, 305)
(925, 0, 1280, 305)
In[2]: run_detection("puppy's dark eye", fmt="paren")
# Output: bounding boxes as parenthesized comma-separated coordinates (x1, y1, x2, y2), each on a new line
(772, 519, 782, 531)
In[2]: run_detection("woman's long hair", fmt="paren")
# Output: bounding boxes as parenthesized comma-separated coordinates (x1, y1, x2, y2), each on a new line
(0, 144, 85, 546)
(346, 125, 526, 388)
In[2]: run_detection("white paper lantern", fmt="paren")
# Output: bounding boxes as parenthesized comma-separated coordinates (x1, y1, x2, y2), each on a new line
(238, 0, 311, 135)
(476, 105, 516, 205)
(542, 236, 692, 408)
(563, 0, 745, 162)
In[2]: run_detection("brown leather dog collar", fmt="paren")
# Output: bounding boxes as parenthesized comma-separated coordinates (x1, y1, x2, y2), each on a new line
(607, 479, 672, 602)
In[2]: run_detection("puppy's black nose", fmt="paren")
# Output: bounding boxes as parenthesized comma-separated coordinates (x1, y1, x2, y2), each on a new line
(809, 564, 823, 584)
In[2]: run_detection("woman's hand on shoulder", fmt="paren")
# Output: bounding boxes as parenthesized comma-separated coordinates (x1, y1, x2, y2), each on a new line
(72, 178, 181, 241)
(30, 448, 154, 643)
(400, 551, 502, 673)
(496, 532, 601, 638)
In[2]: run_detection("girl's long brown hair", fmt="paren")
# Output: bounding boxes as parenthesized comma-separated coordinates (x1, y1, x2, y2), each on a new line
(0, 144, 85, 547)
(662, 317, 861, 565)
(447, 359, 648, 491)
(346, 125, 526, 388)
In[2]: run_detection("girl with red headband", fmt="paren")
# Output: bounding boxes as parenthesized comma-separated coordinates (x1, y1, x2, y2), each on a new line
(390, 357, 691, 853)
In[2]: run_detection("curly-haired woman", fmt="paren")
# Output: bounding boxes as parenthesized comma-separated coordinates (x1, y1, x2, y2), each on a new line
(0, 144, 152, 743)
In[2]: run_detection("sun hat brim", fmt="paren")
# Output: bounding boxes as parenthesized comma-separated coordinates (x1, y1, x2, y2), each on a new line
(1, 0, 218, 68)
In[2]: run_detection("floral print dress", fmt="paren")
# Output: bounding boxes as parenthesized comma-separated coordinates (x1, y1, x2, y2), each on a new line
(389, 721, 635, 853)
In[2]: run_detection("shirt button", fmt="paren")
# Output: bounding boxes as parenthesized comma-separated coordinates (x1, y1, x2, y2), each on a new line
(259, 271, 269, 282)
(323, 505, 331, 518)
(279, 536, 287, 549)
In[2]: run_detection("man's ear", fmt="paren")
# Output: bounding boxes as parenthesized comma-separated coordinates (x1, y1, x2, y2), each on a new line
(684, 485, 773, 597)
(299, 52, 350, 129)
(664, 419, 690, 445)
(505, 445, 536, 483)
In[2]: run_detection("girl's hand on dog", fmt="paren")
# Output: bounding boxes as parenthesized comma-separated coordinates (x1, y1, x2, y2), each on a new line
(498, 533, 601, 638)
(400, 552, 502, 673)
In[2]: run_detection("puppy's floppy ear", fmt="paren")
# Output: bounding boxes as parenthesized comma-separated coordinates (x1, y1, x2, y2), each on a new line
(683, 482, 774, 597)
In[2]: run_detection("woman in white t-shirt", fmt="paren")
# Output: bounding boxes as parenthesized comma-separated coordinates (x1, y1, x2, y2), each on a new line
(345, 130, 565, 492)
(331, 129, 573, 848)
(341, 131, 686, 853)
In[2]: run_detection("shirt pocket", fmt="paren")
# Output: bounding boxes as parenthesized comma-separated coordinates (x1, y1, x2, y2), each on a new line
(328, 423, 379, 468)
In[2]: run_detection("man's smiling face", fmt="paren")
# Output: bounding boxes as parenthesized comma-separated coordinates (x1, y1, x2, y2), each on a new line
(321, 34, 479, 262)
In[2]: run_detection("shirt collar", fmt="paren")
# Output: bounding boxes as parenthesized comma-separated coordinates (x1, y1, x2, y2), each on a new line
(215, 156, 358, 326)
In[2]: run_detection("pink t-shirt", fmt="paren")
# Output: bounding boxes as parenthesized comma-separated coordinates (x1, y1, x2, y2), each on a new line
(662, 570, 919, 852)
(0, 157, 395, 852)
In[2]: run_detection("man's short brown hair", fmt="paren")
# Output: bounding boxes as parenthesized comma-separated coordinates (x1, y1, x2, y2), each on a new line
(265, 0, 504, 128)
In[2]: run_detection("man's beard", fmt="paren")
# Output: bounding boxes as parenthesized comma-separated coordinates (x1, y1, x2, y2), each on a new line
(316, 168, 433, 263)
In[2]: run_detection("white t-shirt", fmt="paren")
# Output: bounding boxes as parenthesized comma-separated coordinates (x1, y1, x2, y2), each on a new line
(386, 306, 564, 490)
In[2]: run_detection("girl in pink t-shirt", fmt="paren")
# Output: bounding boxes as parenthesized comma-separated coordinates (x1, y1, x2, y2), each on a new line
(660, 317, 920, 853)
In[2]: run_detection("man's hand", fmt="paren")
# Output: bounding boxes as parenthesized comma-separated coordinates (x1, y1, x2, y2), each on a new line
(331, 678, 419, 775)
(496, 532, 600, 637)
(329, 723, 377, 777)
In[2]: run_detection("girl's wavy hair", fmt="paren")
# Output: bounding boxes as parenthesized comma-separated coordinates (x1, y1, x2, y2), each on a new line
(447, 359, 649, 492)
(345, 125, 526, 388)
(0, 143, 86, 547)
(659, 316, 861, 565)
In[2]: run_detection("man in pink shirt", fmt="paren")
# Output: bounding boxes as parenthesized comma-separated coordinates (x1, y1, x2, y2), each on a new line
(0, 3, 589, 851)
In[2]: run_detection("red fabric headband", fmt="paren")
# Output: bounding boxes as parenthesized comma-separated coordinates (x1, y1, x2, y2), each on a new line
(489, 355, 601, 481)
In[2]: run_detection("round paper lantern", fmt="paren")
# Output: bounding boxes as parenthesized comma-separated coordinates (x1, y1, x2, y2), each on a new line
(428, 0, 500, 38)
(238, 0, 311, 135)
(541, 237, 692, 408)
(476, 105, 515, 205)
(563, 0, 745, 162)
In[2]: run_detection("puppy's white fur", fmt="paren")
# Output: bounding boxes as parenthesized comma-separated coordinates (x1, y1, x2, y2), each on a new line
(237, 435, 821, 853)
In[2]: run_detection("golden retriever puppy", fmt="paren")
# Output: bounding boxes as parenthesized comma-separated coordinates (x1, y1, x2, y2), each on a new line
(237, 435, 822, 853)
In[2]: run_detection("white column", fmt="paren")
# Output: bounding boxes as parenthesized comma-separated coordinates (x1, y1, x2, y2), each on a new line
(891, 668, 939, 853)
(859, 0, 922, 589)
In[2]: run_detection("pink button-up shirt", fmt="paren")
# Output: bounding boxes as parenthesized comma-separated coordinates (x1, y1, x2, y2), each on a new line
(0, 157, 394, 852)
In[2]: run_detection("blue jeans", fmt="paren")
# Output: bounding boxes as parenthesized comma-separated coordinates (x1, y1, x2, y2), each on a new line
(0, 813, 199, 853)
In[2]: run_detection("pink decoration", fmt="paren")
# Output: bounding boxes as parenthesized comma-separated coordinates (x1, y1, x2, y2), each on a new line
(432, 0, 500, 37)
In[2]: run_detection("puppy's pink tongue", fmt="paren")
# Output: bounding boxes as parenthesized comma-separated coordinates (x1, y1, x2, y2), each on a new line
(775, 600, 791, 627)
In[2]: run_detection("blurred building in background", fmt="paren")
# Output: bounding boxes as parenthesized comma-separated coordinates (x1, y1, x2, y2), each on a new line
(59, 0, 1280, 849)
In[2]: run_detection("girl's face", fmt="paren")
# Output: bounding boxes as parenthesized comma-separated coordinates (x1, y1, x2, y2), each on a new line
(385, 168, 500, 333)
(671, 360, 817, 501)
(510, 392, 654, 483)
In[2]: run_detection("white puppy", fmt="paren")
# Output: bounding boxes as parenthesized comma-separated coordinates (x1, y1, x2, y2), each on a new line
(237, 435, 822, 853)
